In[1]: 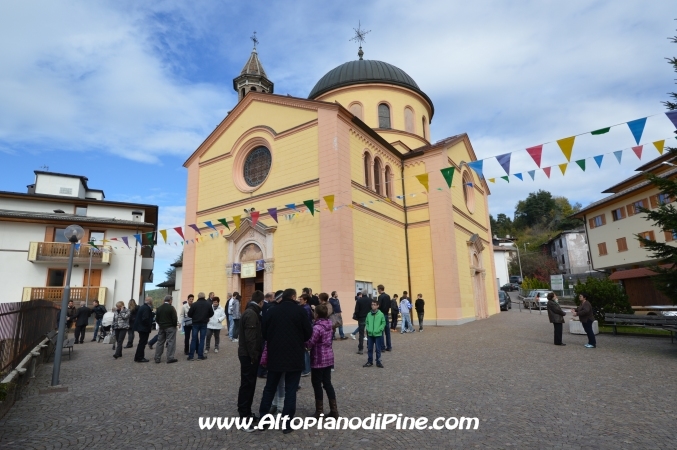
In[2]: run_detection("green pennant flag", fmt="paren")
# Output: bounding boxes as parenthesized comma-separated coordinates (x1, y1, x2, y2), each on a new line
(501, 176, 509, 183)
(591, 127, 610, 135)
(89, 241, 98, 249)
(303, 200, 315, 216)
(218, 218, 230, 230)
(440, 167, 455, 188)
(145, 231, 155, 252)
(575, 159, 586, 171)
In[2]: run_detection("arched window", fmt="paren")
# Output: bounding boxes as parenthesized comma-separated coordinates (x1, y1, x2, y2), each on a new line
(250, 87, 256, 91)
(422, 116, 427, 139)
(350, 103, 363, 120)
(374, 158, 382, 195)
(385, 165, 392, 198)
(241, 88, 245, 97)
(404, 107, 415, 133)
(363, 152, 372, 189)
(378, 104, 391, 129)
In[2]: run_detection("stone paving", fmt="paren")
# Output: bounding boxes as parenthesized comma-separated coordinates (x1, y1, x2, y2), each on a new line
(2, 303, 677, 449)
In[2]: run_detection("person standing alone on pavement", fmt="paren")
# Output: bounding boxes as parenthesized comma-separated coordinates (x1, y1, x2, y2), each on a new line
(415, 294, 425, 332)
(547, 292, 566, 346)
(133, 297, 154, 362)
(180, 294, 194, 355)
(188, 292, 214, 360)
(154, 295, 178, 364)
(74, 301, 92, 344)
(206, 297, 226, 353)
(91, 300, 106, 341)
(364, 299, 385, 368)
(237, 290, 265, 431)
(353, 291, 372, 355)
(377, 285, 392, 351)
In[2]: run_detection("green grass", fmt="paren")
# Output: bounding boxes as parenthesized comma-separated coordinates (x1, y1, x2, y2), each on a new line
(599, 325, 673, 336)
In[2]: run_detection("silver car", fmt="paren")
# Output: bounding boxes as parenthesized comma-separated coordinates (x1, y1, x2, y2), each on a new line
(522, 290, 551, 310)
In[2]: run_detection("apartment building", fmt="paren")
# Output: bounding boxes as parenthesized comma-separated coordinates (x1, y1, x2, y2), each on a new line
(543, 230, 590, 275)
(0, 171, 158, 307)
(573, 153, 676, 306)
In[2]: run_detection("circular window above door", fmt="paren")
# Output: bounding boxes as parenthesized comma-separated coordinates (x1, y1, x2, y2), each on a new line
(243, 146, 272, 187)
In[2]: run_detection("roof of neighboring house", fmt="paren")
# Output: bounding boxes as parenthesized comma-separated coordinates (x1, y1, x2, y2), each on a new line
(493, 245, 514, 252)
(609, 265, 671, 280)
(156, 280, 176, 288)
(0, 209, 155, 228)
(544, 229, 585, 244)
(170, 261, 182, 268)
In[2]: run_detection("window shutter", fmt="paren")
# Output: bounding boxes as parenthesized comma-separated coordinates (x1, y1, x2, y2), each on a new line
(649, 230, 655, 241)
(642, 198, 649, 210)
(44, 226, 54, 242)
(650, 195, 658, 208)
(589, 218, 595, 229)
(627, 204, 635, 217)
(600, 214, 606, 225)
(664, 230, 674, 242)
(620, 207, 626, 219)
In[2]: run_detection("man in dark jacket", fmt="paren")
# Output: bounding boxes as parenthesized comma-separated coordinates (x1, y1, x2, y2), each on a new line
(154, 295, 179, 363)
(133, 297, 154, 362)
(415, 294, 425, 332)
(377, 285, 392, 351)
(237, 291, 265, 429)
(546, 293, 566, 346)
(354, 292, 372, 355)
(74, 302, 92, 344)
(90, 300, 107, 341)
(187, 292, 214, 360)
(258, 288, 313, 433)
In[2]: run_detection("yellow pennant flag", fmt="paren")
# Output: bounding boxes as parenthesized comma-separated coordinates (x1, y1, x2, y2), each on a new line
(557, 136, 576, 161)
(323, 195, 335, 212)
(558, 163, 568, 175)
(488, 178, 496, 183)
(415, 174, 429, 192)
(233, 215, 241, 230)
(159, 229, 167, 243)
(348, 204, 354, 209)
(654, 140, 665, 154)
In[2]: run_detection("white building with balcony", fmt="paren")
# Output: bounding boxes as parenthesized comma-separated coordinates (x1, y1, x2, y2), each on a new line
(0, 171, 158, 308)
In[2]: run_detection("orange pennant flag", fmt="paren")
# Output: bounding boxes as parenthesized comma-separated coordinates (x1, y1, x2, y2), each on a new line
(558, 163, 568, 175)
(557, 136, 576, 161)
(233, 215, 241, 230)
(323, 195, 335, 212)
(415, 174, 429, 192)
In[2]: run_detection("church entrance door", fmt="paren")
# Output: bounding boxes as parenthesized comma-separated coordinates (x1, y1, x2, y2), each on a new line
(240, 269, 264, 313)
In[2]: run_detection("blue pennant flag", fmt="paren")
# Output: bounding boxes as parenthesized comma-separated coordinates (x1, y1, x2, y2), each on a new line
(467, 160, 484, 179)
(627, 118, 647, 145)
(593, 155, 604, 168)
(614, 150, 623, 164)
(514, 173, 523, 181)
(527, 170, 536, 180)
(496, 153, 511, 175)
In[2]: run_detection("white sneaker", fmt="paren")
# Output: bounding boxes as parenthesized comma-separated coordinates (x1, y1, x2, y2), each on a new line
(363, 337, 367, 341)
(205, 348, 209, 353)
(350, 334, 356, 340)
(214, 348, 219, 353)
(233, 339, 238, 343)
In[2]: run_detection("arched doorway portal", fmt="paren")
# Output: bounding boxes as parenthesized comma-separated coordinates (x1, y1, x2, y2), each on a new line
(239, 243, 264, 313)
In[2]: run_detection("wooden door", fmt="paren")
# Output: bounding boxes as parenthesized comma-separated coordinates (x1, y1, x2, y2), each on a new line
(83, 269, 102, 286)
(241, 278, 256, 313)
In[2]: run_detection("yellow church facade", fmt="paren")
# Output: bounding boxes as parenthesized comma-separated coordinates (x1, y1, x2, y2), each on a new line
(181, 47, 499, 325)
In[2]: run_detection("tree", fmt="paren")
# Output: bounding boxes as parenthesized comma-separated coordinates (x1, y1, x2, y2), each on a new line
(508, 250, 559, 282)
(490, 213, 515, 237)
(514, 190, 556, 229)
(551, 197, 583, 231)
(164, 252, 183, 282)
(573, 277, 633, 324)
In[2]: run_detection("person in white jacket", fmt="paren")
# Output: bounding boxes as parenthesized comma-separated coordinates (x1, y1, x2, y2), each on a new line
(206, 297, 226, 353)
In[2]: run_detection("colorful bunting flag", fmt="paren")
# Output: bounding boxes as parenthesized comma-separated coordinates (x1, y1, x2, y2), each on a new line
(133, 234, 142, 246)
(488, 178, 496, 183)
(304, 200, 315, 216)
(145, 232, 154, 250)
(526, 145, 543, 167)
(654, 140, 665, 154)
(251, 211, 260, 227)
(557, 136, 575, 162)
(514, 173, 523, 181)
(75, 243, 81, 251)
(496, 153, 512, 175)
(667, 111, 677, 129)
(467, 160, 484, 178)
(440, 167, 455, 188)
(591, 127, 610, 135)
(614, 150, 623, 164)
(627, 118, 647, 145)
(286, 203, 298, 212)
(121, 236, 130, 248)
(632, 145, 643, 159)
(594, 155, 604, 168)
(575, 159, 586, 171)
(323, 195, 335, 212)
(218, 218, 230, 230)
(543, 167, 551, 178)
(233, 215, 241, 230)
(204, 221, 218, 232)
(500, 176, 509, 183)
(558, 163, 568, 175)
(173, 227, 185, 240)
(268, 208, 278, 223)
(188, 224, 202, 235)
(159, 229, 167, 243)
(415, 174, 429, 192)
(527, 170, 536, 180)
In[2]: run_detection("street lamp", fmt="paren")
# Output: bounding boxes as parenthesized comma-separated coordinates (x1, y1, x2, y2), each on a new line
(51, 224, 84, 387)
(514, 243, 524, 281)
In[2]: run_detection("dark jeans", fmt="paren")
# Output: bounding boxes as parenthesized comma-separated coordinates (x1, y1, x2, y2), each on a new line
(232, 319, 240, 339)
(93, 318, 102, 340)
(303, 350, 310, 375)
(148, 333, 159, 347)
(74, 324, 87, 343)
(417, 312, 424, 330)
(113, 329, 126, 357)
(391, 312, 398, 330)
(582, 319, 596, 347)
(311, 367, 336, 401)
(553, 323, 563, 345)
(367, 335, 381, 364)
(237, 355, 260, 417)
(184, 325, 192, 353)
(189, 323, 208, 359)
(126, 328, 135, 347)
(381, 316, 391, 350)
(258, 370, 302, 422)
(134, 331, 150, 361)
(357, 320, 366, 351)
(206, 328, 220, 349)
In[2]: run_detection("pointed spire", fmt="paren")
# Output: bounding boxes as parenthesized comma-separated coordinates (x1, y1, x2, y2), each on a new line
(233, 34, 274, 101)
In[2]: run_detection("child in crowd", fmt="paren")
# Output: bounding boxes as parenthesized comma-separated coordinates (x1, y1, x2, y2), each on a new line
(305, 303, 339, 419)
(364, 299, 385, 368)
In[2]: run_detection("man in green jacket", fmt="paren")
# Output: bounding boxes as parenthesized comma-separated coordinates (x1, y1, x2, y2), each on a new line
(364, 300, 385, 368)
(154, 295, 179, 364)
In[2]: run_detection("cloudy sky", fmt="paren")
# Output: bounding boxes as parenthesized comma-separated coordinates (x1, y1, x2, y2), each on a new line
(1, 1, 675, 286)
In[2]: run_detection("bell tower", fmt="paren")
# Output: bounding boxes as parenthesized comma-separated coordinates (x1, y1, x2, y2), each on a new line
(233, 32, 274, 101)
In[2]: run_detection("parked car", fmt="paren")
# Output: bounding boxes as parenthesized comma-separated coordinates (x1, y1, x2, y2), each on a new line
(501, 283, 520, 292)
(498, 291, 511, 311)
(520, 289, 552, 310)
(509, 275, 523, 285)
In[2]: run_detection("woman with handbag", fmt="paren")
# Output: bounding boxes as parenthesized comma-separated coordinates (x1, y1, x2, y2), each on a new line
(328, 291, 346, 340)
(112, 301, 130, 359)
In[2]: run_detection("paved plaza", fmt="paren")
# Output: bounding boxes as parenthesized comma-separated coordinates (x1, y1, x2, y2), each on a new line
(2, 303, 677, 449)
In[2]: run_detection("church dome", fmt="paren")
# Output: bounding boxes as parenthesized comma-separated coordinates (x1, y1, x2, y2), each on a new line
(308, 59, 434, 116)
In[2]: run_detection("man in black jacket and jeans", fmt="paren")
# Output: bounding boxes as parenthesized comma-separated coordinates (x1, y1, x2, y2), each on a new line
(134, 297, 153, 362)
(188, 292, 214, 361)
(354, 292, 372, 355)
(377, 285, 392, 351)
(90, 300, 106, 341)
(74, 301, 92, 344)
(237, 291, 265, 430)
(258, 289, 313, 434)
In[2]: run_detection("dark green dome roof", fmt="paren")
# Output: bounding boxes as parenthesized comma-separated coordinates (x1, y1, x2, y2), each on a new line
(308, 59, 434, 117)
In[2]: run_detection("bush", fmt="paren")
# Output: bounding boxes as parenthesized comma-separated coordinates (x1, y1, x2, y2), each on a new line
(573, 277, 633, 324)
(521, 276, 549, 290)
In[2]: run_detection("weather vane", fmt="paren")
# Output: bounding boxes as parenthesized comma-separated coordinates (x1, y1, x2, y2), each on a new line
(250, 31, 259, 49)
(350, 21, 371, 60)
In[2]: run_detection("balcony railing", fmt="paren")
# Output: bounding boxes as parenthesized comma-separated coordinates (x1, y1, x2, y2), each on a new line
(22, 286, 107, 303)
(27, 242, 111, 264)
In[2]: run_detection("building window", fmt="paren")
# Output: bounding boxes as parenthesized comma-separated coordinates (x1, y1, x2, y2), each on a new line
(47, 269, 66, 286)
(559, 238, 563, 248)
(664, 230, 677, 242)
(655, 193, 672, 206)
(243, 146, 272, 187)
(374, 158, 383, 195)
(404, 107, 415, 133)
(612, 208, 626, 221)
(462, 171, 475, 213)
(75, 206, 87, 216)
(617, 237, 628, 252)
(638, 230, 656, 247)
(363, 152, 372, 189)
(385, 166, 392, 198)
(349, 102, 363, 120)
(598, 242, 608, 256)
(378, 103, 391, 129)
(561, 254, 565, 264)
(89, 231, 105, 244)
(422, 117, 427, 139)
(54, 228, 70, 243)
(589, 214, 606, 229)
(627, 199, 647, 216)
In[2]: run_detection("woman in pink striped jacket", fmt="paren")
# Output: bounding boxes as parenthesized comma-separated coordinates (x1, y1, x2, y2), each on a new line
(306, 298, 339, 420)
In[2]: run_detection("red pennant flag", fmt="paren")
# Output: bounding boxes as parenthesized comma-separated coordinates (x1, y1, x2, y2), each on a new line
(632, 145, 643, 159)
(543, 167, 551, 178)
(173, 227, 185, 240)
(526, 145, 543, 168)
(251, 211, 260, 227)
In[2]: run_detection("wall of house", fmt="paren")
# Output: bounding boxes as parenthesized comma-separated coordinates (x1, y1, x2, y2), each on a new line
(0, 198, 73, 213)
(34, 174, 85, 198)
(494, 250, 510, 287)
(565, 233, 590, 274)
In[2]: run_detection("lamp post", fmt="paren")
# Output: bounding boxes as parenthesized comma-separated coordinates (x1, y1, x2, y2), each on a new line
(514, 243, 524, 281)
(51, 224, 84, 387)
